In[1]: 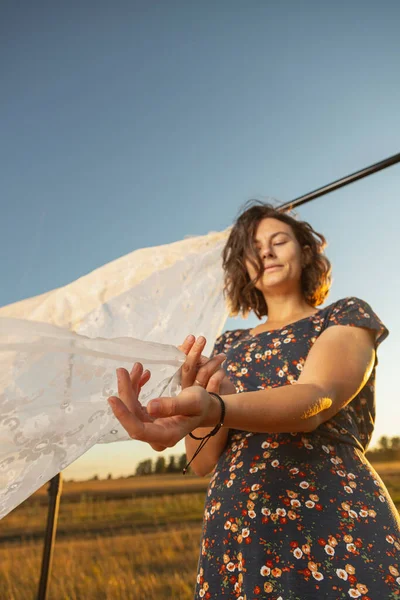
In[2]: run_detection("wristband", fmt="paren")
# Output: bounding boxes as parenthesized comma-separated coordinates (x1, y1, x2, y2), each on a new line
(183, 392, 226, 474)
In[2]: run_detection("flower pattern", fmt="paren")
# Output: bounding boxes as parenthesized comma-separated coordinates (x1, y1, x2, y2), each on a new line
(195, 297, 400, 599)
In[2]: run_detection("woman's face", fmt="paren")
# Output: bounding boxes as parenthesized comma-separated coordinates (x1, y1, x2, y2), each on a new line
(245, 217, 307, 294)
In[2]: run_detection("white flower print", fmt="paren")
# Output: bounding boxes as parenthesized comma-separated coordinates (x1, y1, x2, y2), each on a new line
(299, 481, 309, 489)
(324, 544, 335, 556)
(293, 548, 303, 559)
(260, 566, 271, 576)
(336, 568, 348, 580)
(386, 535, 394, 544)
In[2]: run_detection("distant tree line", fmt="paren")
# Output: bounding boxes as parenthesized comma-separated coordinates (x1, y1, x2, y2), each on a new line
(66, 435, 400, 483)
(135, 453, 189, 476)
(366, 436, 400, 462)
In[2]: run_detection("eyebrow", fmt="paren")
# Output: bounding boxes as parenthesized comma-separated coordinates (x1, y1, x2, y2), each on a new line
(253, 231, 290, 243)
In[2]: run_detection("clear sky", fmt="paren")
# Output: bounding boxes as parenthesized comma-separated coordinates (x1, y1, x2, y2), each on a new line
(1, 1, 399, 480)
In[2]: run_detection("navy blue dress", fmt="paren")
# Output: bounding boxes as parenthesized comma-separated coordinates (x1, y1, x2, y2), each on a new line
(195, 297, 400, 600)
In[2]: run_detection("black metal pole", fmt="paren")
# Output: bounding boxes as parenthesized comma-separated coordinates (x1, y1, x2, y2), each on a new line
(279, 151, 400, 211)
(37, 473, 63, 600)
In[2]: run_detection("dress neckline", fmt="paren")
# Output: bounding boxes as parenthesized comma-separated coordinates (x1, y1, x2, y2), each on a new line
(248, 308, 323, 337)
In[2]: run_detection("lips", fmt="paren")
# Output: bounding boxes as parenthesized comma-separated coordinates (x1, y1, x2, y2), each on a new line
(264, 264, 282, 271)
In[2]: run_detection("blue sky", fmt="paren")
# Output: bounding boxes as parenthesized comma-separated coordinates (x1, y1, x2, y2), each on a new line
(1, 1, 399, 480)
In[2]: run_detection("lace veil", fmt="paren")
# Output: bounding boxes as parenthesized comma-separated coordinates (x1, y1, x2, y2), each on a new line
(0, 228, 230, 518)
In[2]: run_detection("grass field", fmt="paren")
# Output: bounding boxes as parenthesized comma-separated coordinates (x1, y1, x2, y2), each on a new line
(0, 463, 399, 600)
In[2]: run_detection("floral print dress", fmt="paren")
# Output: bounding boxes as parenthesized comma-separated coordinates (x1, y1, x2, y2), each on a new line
(195, 297, 400, 600)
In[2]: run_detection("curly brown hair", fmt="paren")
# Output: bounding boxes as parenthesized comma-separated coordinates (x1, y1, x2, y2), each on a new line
(222, 200, 332, 318)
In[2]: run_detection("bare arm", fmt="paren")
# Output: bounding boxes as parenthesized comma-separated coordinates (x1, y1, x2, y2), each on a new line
(203, 325, 376, 433)
(109, 325, 378, 466)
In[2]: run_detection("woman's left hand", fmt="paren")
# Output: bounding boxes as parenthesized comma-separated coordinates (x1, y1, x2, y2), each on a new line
(108, 363, 218, 450)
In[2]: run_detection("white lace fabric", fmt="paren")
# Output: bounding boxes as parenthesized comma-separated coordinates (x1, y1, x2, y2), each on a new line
(0, 228, 230, 519)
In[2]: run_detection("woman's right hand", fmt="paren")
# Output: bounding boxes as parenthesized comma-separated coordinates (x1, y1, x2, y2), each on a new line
(178, 335, 234, 476)
(178, 335, 237, 396)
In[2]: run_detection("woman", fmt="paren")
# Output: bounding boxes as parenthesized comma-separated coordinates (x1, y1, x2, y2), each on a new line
(109, 202, 400, 598)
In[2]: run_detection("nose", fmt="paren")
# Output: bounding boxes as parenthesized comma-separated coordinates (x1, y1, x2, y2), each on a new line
(260, 244, 275, 258)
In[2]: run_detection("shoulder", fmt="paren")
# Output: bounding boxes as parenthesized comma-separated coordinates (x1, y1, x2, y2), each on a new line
(210, 328, 248, 357)
(321, 296, 389, 347)
(325, 296, 377, 322)
(324, 296, 372, 317)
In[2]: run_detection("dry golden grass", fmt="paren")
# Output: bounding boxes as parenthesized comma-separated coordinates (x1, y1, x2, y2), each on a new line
(368, 460, 400, 474)
(32, 473, 209, 499)
(0, 525, 202, 600)
(1, 492, 205, 541)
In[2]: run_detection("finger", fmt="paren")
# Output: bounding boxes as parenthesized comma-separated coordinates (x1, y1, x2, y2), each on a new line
(109, 396, 193, 446)
(117, 366, 141, 414)
(177, 335, 196, 355)
(138, 369, 151, 391)
(195, 354, 226, 387)
(126, 365, 152, 420)
(108, 395, 146, 439)
(147, 391, 202, 419)
(181, 336, 207, 388)
(206, 369, 226, 394)
(129, 363, 144, 396)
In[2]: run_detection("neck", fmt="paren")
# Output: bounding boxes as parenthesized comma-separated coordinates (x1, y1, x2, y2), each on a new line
(262, 291, 314, 324)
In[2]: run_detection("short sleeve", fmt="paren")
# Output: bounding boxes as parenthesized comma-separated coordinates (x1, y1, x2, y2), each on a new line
(324, 297, 389, 348)
(209, 331, 230, 358)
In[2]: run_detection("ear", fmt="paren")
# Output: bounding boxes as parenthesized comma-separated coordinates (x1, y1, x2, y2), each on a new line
(302, 245, 311, 267)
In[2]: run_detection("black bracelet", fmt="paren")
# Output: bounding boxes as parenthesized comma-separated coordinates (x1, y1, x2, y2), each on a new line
(182, 393, 226, 475)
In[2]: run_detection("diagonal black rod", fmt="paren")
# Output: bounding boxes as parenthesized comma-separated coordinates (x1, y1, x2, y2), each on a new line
(37, 473, 63, 600)
(34, 149, 400, 600)
(279, 151, 400, 212)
